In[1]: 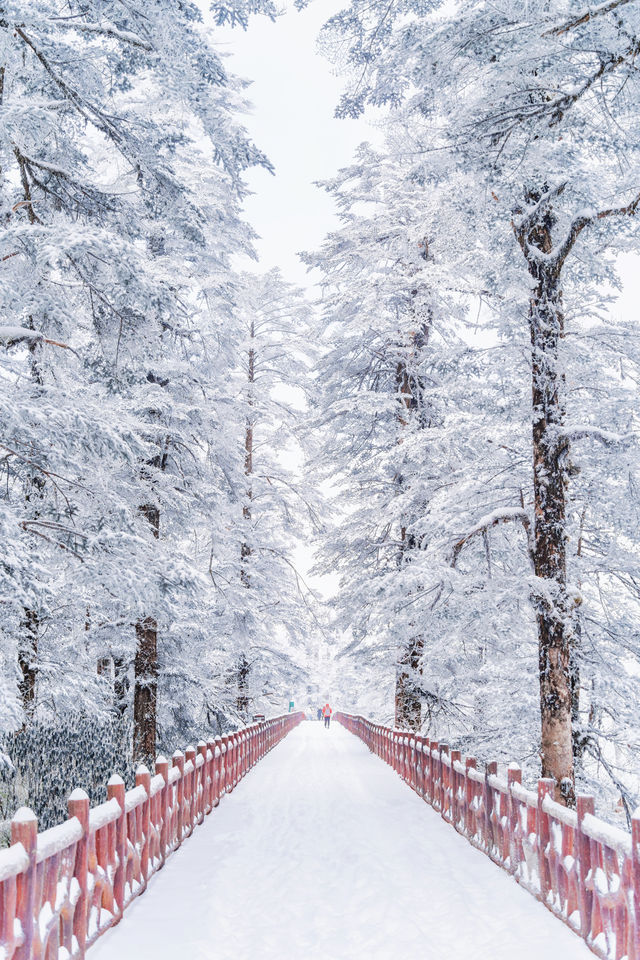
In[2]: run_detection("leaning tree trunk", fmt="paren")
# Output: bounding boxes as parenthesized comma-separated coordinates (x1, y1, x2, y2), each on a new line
(528, 245, 575, 803)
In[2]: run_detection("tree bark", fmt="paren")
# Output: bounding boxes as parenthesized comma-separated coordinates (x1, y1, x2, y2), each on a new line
(18, 608, 38, 719)
(113, 655, 130, 718)
(525, 214, 575, 803)
(19, 327, 45, 720)
(235, 324, 254, 718)
(133, 614, 158, 761)
(395, 631, 425, 730)
(236, 652, 251, 715)
(393, 257, 430, 731)
(134, 501, 159, 761)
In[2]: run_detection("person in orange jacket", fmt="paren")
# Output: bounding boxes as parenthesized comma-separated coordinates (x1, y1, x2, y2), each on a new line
(322, 703, 332, 729)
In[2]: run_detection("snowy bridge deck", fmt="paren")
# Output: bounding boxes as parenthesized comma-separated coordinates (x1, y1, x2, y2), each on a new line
(90, 722, 590, 960)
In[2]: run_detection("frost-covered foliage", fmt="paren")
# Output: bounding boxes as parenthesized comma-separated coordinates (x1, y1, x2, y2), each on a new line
(0, 2, 314, 802)
(0, 712, 132, 836)
(307, 0, 640, 813)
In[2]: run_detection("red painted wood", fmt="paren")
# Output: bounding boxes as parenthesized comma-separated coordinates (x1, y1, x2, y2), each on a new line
(12, 809, 37, 960)
(68, 791, 90, 955)
(0, 713, 303, 960)
(336, 711, 639, 960)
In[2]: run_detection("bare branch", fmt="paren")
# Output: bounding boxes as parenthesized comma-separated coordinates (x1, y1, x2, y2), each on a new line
(555, 190, 640, 269)
(451, 506, 530, 567)
(20, 523, 85, 562)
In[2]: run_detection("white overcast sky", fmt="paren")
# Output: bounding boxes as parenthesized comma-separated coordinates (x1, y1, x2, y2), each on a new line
(213, 2, 639, 612)
(215, 8, 640, 310)
(215, 2, 379, 287)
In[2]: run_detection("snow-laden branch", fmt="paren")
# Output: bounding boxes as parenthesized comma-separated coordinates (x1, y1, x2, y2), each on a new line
(0, 326, 42, 346)
(14, 27, 125, 149)
(21, 156, 77, 180)
(451, 506, 530, 567)
(514, 187, 640, 271)
(20, 522, 85, 561)
(555, 191, 640, 269)
(60, 20, 153, 51)
(0, 326, 79, 356)
(560, 425, 635, 446)
(545, 0, 635, 37)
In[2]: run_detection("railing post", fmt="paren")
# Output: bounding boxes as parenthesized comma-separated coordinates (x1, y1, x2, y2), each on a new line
(11, 807, 37, 960)
(68, 790, 90, 955)
(427, 741, 437, 806)
(631, 807, 640, 960)
(450, 749, 461, 827)
(226, 736, 235, 791)
(198, 742, 209, 815)
(220, 737, 228, 795)
(213, 738, 222, 806)
(576, 794, 595, 941)
(154, 756, 169, 863)
(439, 744, 449, 817)
(537, 778, 555, 903)
(106, 775, 126, 915)
(185, 747, 196, 832)
(484, 760, 498, 855)
(465, 757, 477, 837)
(136, 765, 151, 884)
(506, 764, 522, 874)
(173, 750, 185, 844)
(414, 738, 423, 798)
(205, 739, 216, 812)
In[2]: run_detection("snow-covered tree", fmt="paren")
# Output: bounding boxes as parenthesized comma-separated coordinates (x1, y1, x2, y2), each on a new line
(0, 0, 311, 785)
(307, 0, 640, 808)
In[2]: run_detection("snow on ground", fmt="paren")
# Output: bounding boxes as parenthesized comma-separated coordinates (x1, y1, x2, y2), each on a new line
(91, 722, 591, 960)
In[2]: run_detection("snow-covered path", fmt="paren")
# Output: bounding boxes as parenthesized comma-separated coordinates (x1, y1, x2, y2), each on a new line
(91, 722, 591, 960)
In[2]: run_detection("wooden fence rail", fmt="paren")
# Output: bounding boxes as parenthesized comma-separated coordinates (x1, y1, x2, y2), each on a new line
(336, 711, 640, 960)
(0, 712, 303, 960)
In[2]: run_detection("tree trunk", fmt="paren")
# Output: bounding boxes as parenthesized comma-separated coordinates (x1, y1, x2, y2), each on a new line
(18, 608, 38, 719)
(528, 247, 575, 803)
(134, 502, 159, 762)
(395, 633, 425, 730)
(133, 615, 158, 761)
(236, 325, 254, 717)
(571, 508, 587, 765)
(113, 655, 130, 718)
(393, 271, 430, 731)
(19, 323, 45, 719)
(236, 653, 251, 715)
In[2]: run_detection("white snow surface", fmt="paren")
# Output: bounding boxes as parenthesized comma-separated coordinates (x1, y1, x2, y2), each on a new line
(90, 723, 591, 960)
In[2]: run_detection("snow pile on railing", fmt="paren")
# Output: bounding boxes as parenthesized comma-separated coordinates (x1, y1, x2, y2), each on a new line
(0, 713, 304, 960)
(336, 712, 640, 960)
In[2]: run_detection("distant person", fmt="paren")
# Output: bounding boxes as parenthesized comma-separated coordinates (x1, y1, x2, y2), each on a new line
(322, 703, 332, 728)
(317, 707, 322, 722)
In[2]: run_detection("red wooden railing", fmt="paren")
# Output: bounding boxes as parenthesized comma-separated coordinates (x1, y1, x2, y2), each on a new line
(0, 712, 303, 960)
(336, 711, 640, 960)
